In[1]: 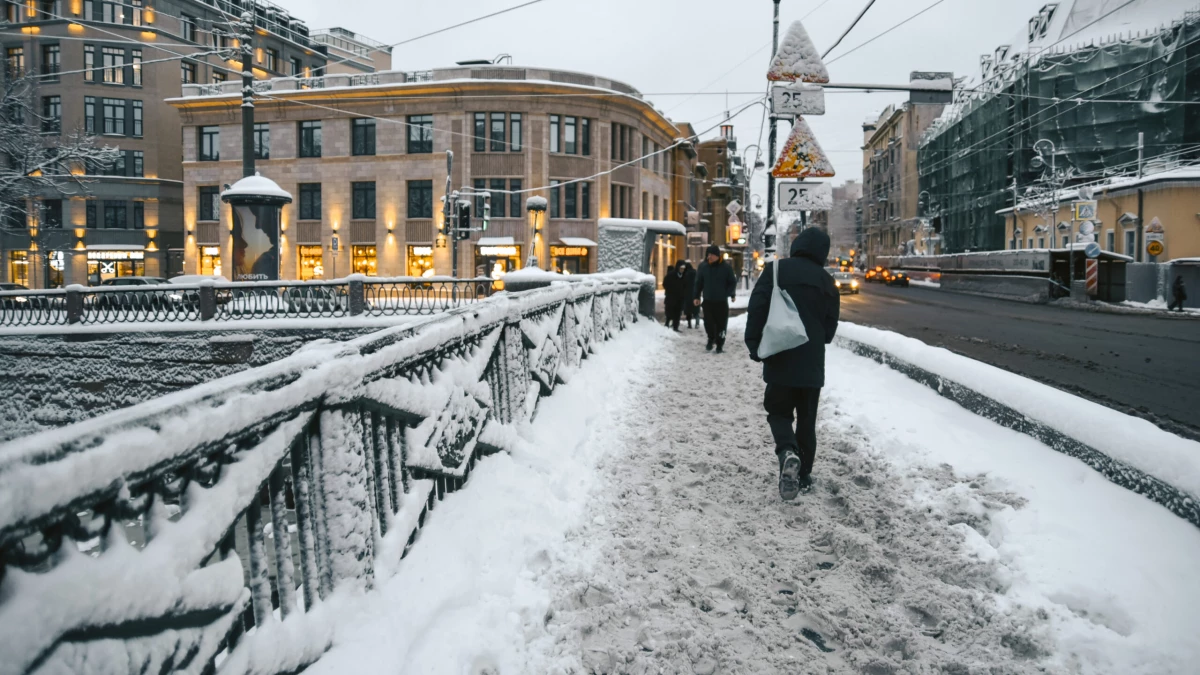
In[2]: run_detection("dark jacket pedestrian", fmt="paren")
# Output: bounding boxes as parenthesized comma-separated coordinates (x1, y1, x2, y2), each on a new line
(694, 245, 737, 351)
(662, 260, 691, 330)
(1170, 275, 1188, 312)
(680, 261, 698, 326)
(744, 228, 841, 500)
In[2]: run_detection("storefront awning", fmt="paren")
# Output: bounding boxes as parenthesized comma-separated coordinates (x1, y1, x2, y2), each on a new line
(86, 244, 145, 251)
(477, 236, 515, 247)
(558, 237, 597, 247)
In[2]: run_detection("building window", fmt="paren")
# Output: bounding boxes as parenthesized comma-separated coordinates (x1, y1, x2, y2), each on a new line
(41, 96, 61, 134)
(253, 122, 269, 159)
(473, 178, 486, 214)
(298, 120, 321, 157)
(41, 199, 62, 228)
(1106, 230, 1115, 251)
(509, 179, 522, 219)
(130, 0, 143, 25)
(1125, 230, 1136, 256)
(299, 245, 323, 280)
(489, 178, 507, 218)
(103, 201, 127, 229)
(550, 180, 560, 219)
(8, 251, 29, 287)
(5, 47, 24, 78)
(611, 123, 629, 161)
(131, 49, 142, 86)
(642, 138, 649, 169)
(407, 180, 433, 219)
(407, 245, 433, 277)
(84, 96, 96, 134)
(131, 100, 142, 137)
(102, 98, 125, 135)
(198, 125, 218, 161)
(581, 118, 590, 156)
(101, 46, 125, 84)
(352, 245, 376, 276)
(41, 44, 60, 80)
(510, 113, 522, 151)
(86, 201, 97, 228)
(489, 112, 506, 152)
(83, 45, 95, 82)
(298, 183, 321, 220)
(198, 186, 220, 221)
(407, 114, 433, 154)
(564, 116, 577, 155)
(133, 201, 144, 229)
(212, 71, 226, 84)
(200, 246, 221, 276)
(181, 61, 196, 84)
(473, 112, 485, 152)
(101, 0, 123, 23)
(563, 182, 577, 218)
(132, 150, 143, 177)
(352, 118, 375, 156)
(289, 57, 302, 76)
(352, 182, 376, 220)
(264, 48, 279, 72)
(581, 182, 591, 219)
(181, 14, 196, 42)
(549, 115, 560, 154)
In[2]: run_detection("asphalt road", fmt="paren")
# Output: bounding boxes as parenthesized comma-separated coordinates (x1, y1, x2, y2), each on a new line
(841, 281, 1200, 442)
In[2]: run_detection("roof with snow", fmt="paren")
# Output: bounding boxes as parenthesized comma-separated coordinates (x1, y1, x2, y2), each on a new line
(766, 21, 830, 84)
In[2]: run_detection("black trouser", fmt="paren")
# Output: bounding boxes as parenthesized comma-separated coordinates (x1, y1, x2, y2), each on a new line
(665, 299, 683, 329)
(1169, 293, 1185, 311)
(702, 300, 730, 347)
(764, 384, 821, 477)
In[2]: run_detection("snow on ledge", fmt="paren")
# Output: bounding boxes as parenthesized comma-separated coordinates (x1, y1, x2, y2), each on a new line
(598, 218, 686, 236)
(837, 322, 1200, 500)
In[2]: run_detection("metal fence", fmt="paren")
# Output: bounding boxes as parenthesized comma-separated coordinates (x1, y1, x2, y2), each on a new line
(0, 278, 496, 328)
(0, 277, 651, 675)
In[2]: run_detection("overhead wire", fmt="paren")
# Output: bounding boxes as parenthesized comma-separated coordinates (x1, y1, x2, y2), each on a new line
(821, 0, 880, 58)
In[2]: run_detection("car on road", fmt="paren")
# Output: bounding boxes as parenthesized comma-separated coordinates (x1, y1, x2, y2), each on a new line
(865, 266, 885, 283)
(833, 272, 860, 295)
(89, 276, 185, 311)
(0, 282, 36, 310)
(885, 271, 910, 287)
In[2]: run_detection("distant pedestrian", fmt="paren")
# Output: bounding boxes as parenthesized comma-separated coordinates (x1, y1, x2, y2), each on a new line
(1169, 275, 1187, 312)
(662, 260, 690, 331)
(694, 245, 737, 353)
(680, 260, 698, 328)
(745, 228, 840, 500)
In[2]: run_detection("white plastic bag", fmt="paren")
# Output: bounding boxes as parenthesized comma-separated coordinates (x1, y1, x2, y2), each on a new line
(757, 256, 809, 359)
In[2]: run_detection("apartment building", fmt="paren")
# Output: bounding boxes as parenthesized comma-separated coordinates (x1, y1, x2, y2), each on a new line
(0, 0, 348, 288)
(169, 65, 694, 279)
(696, 125, 749, 272)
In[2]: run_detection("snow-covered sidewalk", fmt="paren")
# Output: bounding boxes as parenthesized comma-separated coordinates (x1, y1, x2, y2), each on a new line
(313, 317, 1200, 674)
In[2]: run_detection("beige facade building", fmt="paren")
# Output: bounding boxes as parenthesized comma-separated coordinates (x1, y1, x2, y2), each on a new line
(169, 65, 694, 280)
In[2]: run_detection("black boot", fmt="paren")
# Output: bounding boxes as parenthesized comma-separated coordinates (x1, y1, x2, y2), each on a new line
(706, 339, 714, 352)
(779, 450, 801, 501)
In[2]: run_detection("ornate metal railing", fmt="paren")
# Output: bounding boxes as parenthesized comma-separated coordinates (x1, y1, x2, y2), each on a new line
(0, 277, 652, 675)
(0, 278, 497, 328)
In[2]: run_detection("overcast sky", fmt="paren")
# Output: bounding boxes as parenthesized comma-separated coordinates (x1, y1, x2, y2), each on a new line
(284, 0, 1057, 203)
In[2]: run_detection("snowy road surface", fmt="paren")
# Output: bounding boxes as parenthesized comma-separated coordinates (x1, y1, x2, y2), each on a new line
(313, 318, 1200, 674)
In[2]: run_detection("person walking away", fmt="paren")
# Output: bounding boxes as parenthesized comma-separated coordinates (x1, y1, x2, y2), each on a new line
(662, 260, 689, 331)
(745, 228, 840, 500)
(681, 260, 698, 328)
(1169, 275, 1187, 312)
(694, 245, 737, 353)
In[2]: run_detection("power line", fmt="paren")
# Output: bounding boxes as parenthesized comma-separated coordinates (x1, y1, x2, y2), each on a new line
(826, 0, 949, 65)
(822, 0, 880, 59)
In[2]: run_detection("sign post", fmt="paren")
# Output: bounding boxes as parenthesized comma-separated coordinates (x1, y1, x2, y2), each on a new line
(1145, 217, 1165, 261)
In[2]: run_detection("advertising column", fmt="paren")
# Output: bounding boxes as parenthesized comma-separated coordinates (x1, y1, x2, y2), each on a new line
(221, 174, 294, 282)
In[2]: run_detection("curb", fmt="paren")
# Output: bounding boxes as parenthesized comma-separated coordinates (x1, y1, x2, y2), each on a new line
(835, 336, 1200, 530)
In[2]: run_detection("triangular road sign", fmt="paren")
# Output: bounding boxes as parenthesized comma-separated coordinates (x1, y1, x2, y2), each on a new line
(771, 117, 835, 179)
(767, 21, 830, 84)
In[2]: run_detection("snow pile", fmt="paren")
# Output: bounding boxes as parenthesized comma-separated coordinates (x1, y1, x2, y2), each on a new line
(767, 20, 830, 83)
(771, 116, 835, 178)
(502, 267, 564, 283)
(836, 322, 1200, 501)
(525, 195, 547, 211)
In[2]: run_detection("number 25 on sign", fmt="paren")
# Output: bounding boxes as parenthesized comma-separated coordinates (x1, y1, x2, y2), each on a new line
(777, 181, 833, 211)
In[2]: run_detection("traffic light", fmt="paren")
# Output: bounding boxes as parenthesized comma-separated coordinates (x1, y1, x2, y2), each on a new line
(457, 202, 471, 241)
(482, 193, 491, 231)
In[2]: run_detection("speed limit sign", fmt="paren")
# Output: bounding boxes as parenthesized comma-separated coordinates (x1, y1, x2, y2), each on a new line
(1147, 240, 1164, 256)
(777, 181, 833, 211)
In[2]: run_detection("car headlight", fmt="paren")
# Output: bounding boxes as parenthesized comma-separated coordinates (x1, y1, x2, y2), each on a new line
(851, 280, 858, 287)
(14, 296, 28, 303)
(834, 280, 841, 287)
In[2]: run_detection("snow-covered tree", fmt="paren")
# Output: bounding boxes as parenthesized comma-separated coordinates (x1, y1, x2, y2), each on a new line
(0, 74, 119, 230)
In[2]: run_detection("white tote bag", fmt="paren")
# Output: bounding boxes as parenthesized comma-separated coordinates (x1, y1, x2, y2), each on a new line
(757, 257, 809, 359)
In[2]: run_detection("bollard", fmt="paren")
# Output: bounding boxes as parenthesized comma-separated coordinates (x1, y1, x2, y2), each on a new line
(65, 285, 85, 324)
(348, 279, 365, 316)
(199, 283, 217, 321)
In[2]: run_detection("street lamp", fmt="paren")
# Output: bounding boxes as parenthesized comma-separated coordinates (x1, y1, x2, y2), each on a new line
(525, 196, 547, 269)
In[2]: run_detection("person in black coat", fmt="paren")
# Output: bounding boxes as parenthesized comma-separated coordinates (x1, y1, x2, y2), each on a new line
(744, 228, 840, 500)
(693, 245, 738, 352)
(662, 260, 690, 331)
(1169, 275, 1187, 312)
(680, 260, 698, 328)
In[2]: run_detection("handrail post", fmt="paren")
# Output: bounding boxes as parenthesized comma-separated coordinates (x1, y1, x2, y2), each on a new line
(348, 279, 365, 315)
(65, 285, 83, 324)
(199, 283, 217, 321)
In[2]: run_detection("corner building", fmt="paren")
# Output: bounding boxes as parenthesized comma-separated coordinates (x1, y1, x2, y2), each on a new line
(169, 65, 689, 279)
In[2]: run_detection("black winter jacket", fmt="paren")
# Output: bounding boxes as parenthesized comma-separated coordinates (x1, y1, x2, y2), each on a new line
(744, 228, 841, 388)
(694, 259, 738, 304)
(663, 264, 693, 307)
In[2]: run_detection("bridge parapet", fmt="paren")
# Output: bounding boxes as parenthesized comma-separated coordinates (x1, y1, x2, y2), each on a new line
(0, 276, 650, 675)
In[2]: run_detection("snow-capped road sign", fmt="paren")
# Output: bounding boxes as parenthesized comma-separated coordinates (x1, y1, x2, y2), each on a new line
(771, 85, 826, 116)
(777, 181, 833, 211)
(771, 117, 835, 179)
(767, 21, 830, 84)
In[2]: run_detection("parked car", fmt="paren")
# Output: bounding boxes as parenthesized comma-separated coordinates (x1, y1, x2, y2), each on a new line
(90, 276, 184, 311)
(0, 282, 34, 310)
(833, 272, 860, 295)
(168, 275, 232, 306)
(885, 271, 910, 287)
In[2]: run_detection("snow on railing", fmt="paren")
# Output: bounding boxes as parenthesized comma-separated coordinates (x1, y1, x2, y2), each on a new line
(0, 277, 651, 675)
(0, 278, 497, 328)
